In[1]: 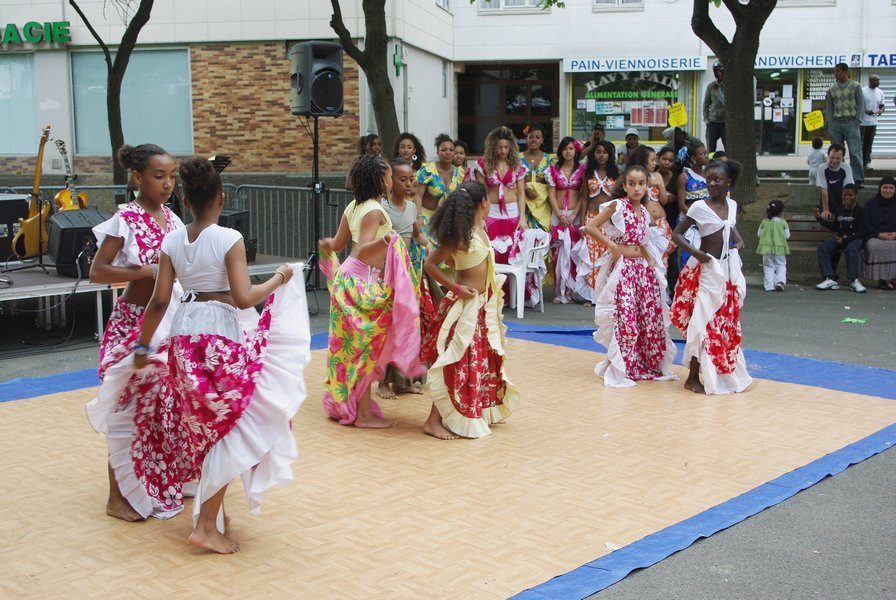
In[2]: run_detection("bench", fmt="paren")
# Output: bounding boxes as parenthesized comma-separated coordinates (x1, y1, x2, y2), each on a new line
(788, 212, 831, 252)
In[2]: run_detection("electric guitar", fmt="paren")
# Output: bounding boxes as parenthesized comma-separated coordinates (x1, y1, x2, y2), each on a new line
(54, 139, 88, 211)
(12, 125, 52, 259)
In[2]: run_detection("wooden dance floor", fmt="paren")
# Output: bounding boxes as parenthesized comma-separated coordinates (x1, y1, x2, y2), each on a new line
(2, 337, 896, 598)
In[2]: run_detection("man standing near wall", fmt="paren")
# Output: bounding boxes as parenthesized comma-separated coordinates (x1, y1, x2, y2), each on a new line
(860, 74, 886, 169)
(825, 63, 865, 187)
(703, 62, 726, 153)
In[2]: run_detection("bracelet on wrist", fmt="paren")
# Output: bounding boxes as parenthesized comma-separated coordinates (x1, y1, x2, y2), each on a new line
(276, 270, 286, 283)
(134, 342, 153, 354)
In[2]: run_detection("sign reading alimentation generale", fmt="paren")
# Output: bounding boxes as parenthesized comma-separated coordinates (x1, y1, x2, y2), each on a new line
(1, 21, 71, 45)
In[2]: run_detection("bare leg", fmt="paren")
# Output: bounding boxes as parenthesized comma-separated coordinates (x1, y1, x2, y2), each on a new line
(422, 404, 459, 440)
(188, 485, 240, 554)
(683, 357, 705, 394)
(106, 463, 144, 522)
(355, 382, 396, 429)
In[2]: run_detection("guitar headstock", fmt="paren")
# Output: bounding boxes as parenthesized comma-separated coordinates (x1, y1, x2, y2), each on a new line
(55, 139, 68, 156)
(40, 125, 51, 142)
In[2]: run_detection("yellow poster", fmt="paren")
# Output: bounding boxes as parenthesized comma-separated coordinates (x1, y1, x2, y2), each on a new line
(668, 102, 687, 127)
(803, 110, 824, 132)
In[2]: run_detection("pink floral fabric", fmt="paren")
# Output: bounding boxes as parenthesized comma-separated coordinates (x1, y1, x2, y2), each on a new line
(132, 298, 274, 510)
(607, 201, 669, 380)
(118, 202, 179, 265)
(98, 298, 144, 381)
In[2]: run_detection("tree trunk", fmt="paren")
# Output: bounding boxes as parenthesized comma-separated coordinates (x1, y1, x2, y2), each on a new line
(107, 73, 126, 184)
(365, 58, 400, 156)
(720, 51, 759, 204)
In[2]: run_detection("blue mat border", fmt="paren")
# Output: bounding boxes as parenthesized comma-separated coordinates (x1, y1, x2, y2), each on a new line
(504, 324, 896, 598)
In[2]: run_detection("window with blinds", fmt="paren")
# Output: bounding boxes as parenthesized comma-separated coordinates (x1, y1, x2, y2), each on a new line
(479, 0, 543, 11)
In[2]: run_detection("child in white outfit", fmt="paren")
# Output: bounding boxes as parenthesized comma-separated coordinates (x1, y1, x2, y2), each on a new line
(756, 200, 791, 291)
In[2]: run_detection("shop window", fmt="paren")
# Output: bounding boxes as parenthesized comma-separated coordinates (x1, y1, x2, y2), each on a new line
(754, 69, 799, 155)
(799, 68, 833, 144)
(0, 54, 38, 154)
(569, 70, 692, 143)
(479, 0, 543, 11)
(593, 0, 644, 11)
(458, 63, 558, 153)
(72, 49, 193, 155)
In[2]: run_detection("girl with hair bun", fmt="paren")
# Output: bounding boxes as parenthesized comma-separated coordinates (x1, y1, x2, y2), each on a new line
(671, 159, 751, 395)
(421, 181, 519, 440)
(133, 156, 311, 554)
(86, 143, 184, 523)
(319, 154, 425, 428)
(472, 126, 528, 264)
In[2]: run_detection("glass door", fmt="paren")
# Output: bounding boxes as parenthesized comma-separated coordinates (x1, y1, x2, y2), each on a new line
(754, 69, 799, 155)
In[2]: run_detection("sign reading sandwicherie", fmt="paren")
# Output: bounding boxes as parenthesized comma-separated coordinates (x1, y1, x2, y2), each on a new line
(1, 21, 71, 45)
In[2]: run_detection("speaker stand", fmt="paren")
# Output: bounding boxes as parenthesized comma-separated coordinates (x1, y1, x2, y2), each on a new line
(309, 114, 324, 290)
(3, 196, 50, 275)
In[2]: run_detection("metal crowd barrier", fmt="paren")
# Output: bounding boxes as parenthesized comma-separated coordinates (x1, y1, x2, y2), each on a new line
(2, 183, 354, 264)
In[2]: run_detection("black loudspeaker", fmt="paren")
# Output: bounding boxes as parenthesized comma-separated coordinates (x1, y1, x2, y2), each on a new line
(218, 208, 256, 262)
(48, 208, 111, 277)
(289, 41, 343, 117)
(0, 194, 29, 260)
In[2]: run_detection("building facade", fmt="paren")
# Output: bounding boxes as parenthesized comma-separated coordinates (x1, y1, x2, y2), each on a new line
(1, 0, 894, 178)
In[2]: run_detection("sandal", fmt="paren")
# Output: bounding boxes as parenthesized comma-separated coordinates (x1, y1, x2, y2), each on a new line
(886, 280, 896, 291)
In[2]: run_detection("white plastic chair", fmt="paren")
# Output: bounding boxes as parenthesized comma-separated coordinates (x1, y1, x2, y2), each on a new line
(495, 237, 549, 319)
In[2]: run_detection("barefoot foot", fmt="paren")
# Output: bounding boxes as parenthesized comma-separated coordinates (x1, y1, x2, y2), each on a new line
(376, 381, 397, 400)
(684, 378, 705, 394)
(106, 497, 145, 522)
(188, 529, 240, 554)
(354, 415, 397, 429)
(423, 419, 460, 440)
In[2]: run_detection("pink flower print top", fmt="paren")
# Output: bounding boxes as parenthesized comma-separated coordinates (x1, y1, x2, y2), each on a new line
(546, 163, 586, 209)
(92, 202, 183, 267)
(473, 157, 527, 214)
(600, 198, 650, 246)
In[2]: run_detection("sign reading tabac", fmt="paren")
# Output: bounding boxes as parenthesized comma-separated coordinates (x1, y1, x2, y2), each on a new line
(1, 22, 71, 45)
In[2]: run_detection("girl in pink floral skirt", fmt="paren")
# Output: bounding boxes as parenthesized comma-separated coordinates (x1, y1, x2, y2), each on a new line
(87, 143, 184, 523)
(135, 157, 311, 554)
(582, 164, 677, 388)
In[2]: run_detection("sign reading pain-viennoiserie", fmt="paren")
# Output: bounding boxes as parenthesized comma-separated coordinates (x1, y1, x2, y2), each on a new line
(1, 21, 71, 45)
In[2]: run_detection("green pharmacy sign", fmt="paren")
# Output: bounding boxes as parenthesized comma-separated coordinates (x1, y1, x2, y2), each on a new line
(1, 21, 71, 45)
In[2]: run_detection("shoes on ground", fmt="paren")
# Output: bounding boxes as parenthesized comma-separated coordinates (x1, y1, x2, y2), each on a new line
(816, 278, 840, 290)
(851, 279, 867, 293)
(774, 282, 785, 291)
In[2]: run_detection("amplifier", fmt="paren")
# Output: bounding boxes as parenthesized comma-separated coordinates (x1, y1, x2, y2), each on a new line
(0, 194, 30, 260)
(48, 208, 112, 277)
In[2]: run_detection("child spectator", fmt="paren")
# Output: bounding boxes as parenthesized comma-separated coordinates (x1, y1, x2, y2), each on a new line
(816, 143, 854, 221)
(807, 137, 826, 186)
(814, 184, 867, 293)
(756, 200, 790, 292)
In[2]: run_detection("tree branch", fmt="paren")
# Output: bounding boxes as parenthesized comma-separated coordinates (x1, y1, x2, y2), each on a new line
(69, 1, 113, 73)
(720, 0, 748, 21)
(112, 0, 154, 76)
(691, 0, 730, 58)
(330, 0, 367, 69)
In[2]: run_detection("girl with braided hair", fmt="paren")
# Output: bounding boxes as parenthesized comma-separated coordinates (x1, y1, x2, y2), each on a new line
(420, 181, 519, 439)
(319, 154, 425, 428)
